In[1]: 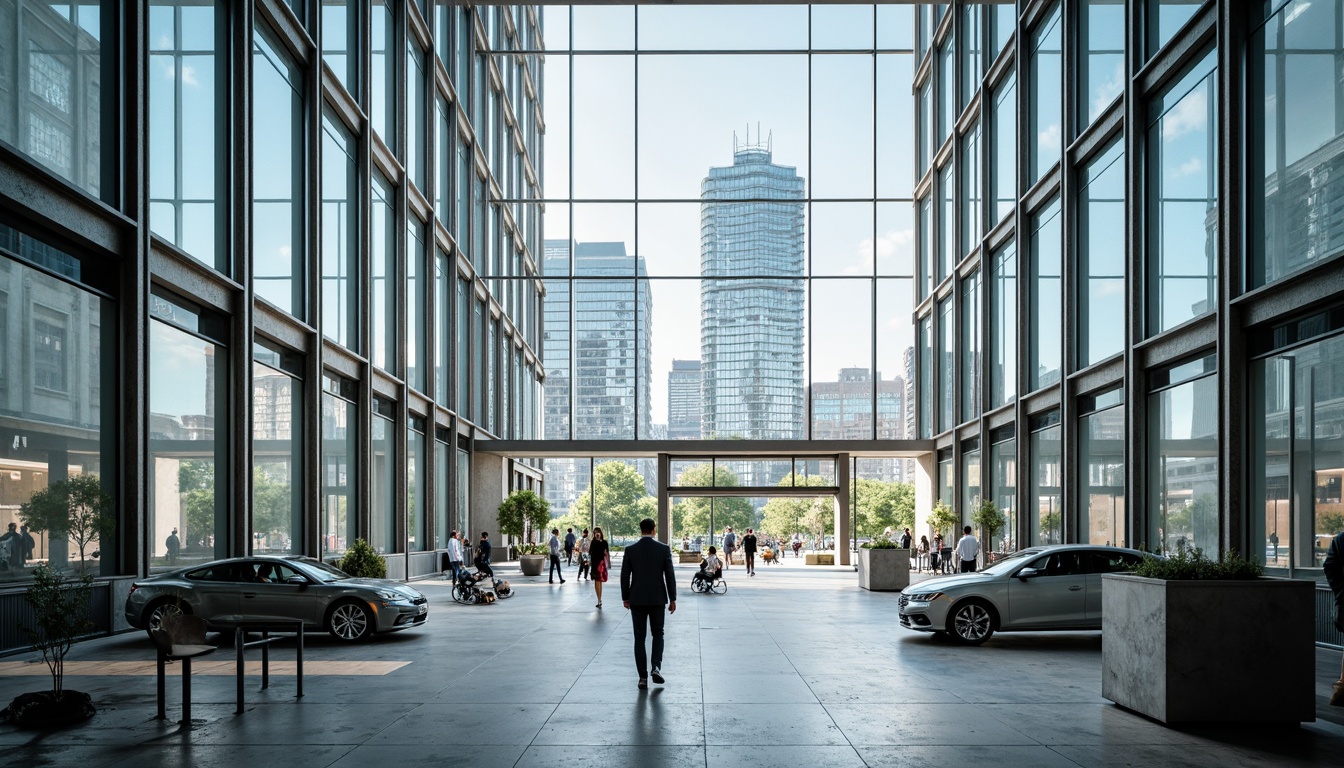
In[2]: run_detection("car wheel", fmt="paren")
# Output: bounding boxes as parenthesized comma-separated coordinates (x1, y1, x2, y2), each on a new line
(947, 598, 996, 645)
(327, 600, 374, 642)
(144, 599, 188, 640)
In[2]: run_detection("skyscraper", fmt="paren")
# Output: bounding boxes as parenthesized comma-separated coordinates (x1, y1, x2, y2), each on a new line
(699, 136, 805, 442)
(667, 359, 702, 440)
(542, 240, 653, 514)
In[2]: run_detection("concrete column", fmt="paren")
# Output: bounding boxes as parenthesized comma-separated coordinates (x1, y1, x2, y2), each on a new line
(914, 451, 935, 537)
(657, 453, 671, 546)
(471, 453, 508, 559)
(834, 453, 851, 566)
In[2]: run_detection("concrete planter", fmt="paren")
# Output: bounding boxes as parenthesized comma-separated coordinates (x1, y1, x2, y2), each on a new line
(856, 548, 910, 591)
(519, 555, 546, 577)
(1101, 574, 1315, 724)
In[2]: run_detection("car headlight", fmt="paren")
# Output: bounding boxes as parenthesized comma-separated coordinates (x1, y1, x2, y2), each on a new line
(905, 592, 943, 602)
(375, 589, 401, 602)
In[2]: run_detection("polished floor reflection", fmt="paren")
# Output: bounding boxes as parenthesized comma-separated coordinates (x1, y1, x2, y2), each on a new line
(1, 560, 1342, 767)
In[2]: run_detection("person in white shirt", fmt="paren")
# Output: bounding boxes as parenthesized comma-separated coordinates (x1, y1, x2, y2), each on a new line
(446, 530, 464, 582)
(956, 526, 981, 573)
(698, 546, 723, 583)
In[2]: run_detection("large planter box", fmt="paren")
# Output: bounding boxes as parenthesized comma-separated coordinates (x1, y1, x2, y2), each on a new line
(1101, 574, 1315, 724)
(804, 553, 834, 566)
(857, 548, 910, 591)
(678, 551, 702, 564)
(519, 555, 546, 576)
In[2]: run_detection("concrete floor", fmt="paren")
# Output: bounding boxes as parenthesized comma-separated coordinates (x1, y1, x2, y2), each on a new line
(2, 557, 1343, 767)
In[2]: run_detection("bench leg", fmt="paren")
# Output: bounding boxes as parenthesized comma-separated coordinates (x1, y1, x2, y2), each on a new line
(261, 631, 270, 690)
(296, 626, 303, 699)
(156, 654, 166, 720)
(181, 657, 192, 727)
(236, 628, 245, 714)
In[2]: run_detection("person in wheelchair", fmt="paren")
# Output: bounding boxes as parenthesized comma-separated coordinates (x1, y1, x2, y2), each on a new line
(693, 546, 723, 588)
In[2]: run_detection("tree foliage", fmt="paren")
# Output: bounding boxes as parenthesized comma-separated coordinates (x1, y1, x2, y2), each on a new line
(178, 460, 216, 549)
(20, 474, 115, 570)
(672, 463, 755, 537)
(927, 501, 961, 538)
(497, 489, 552, 542)
(853, 479, 915, 537)
(558, 462, 654, 540)
(252, 466, 292, 538)
(22, 564, 95, 698)
(337, 538, 387, 578)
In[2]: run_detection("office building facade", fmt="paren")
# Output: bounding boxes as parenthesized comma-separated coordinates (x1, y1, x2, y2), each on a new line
(667, 359, 702, 440)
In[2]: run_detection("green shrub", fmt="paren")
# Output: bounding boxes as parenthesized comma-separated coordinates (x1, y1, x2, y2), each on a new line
(927, 502, 960, 538)
(337, 538, 387, 579)
(861, 537, 902, 549)
(518, 542, 549, 556)
(23, 564, 95, 698)
(1132, 547, 1264, 580)
(497, 490, 551, 542)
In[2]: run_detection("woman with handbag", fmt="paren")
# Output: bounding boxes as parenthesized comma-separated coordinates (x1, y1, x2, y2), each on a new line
(590, 527, 611, 608)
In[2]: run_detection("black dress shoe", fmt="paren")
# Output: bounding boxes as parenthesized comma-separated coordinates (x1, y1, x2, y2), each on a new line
(638, 678, 648, 689)
(651, 668, 664, 684)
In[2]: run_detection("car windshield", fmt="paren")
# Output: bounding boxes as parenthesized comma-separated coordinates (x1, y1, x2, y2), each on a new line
(289, 557, 351, 583)
(976, 549, 1041, 577)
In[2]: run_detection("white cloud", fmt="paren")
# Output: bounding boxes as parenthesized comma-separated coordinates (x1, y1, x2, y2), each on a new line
(179, 65, 200, 88)
(1162, 89, 1207, 141)
(854, 227, 914, 274)
(1091, 62, 1125, 121)
(1038, 122, 1062, 152)
(1177, 156, 1203, 177)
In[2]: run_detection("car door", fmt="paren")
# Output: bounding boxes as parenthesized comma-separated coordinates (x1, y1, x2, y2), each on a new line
(1085, 550, 1144, 623)
(240, 561, 319, 625)
(1005, 551, 1087, 629)
(183, 563, 243, 624)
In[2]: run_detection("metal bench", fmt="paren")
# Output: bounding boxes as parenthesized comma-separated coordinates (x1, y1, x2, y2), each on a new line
(232, 619, 304, 714)
(151, 613, 216, 727)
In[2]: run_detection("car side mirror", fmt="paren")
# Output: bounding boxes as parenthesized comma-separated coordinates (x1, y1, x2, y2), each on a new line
(1016, 567, 1040, 581)
(286, 575, 308, 586)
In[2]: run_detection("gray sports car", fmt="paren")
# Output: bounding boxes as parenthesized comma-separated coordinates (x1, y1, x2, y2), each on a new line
(125, 555, 428, 642)
(897, 544, 1147, 645)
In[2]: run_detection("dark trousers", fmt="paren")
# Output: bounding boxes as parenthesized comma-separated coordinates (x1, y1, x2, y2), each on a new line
(448, 560, 462, 582)
(577, 556, 590, 579)
(745, 551, 756, 572)
(565, 546, 574, 564)
(549, 554, 564, 581)
(630, 605, 666, 679)
(960, 559, 977, 573)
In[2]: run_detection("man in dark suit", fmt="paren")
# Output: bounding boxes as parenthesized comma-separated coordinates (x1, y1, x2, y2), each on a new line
(621, 517, 677, 689)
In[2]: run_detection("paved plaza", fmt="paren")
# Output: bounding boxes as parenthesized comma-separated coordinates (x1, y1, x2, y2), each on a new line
(1, 559, 1343, 767)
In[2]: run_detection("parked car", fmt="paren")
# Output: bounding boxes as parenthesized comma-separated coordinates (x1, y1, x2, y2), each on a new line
(897, 544, 1147, 645)
(125, 555, 428, 642)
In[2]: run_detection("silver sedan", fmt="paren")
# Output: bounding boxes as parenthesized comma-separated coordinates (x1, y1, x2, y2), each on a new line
(125, 555, 428, 642)
(897, 544, 1147, 645)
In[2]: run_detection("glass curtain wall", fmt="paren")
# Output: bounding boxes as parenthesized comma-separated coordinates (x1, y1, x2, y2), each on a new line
(1028, 3, 1062, 185)
(408, 416, 425, 551)
(1077, 141, 1125, 368)
(990, 241, 1016, 408)
(1150, 356, 1219, 555)
(371, 401, 395, 554)
(1030, 199, 1062, 390)
(252, 26, 305, 317)
(252, 344, 303, 555)
(989, 429, 1016, 554)
(1079, 390, 1125, 547)
(321, 376, 357, 560)
(1029, 411, 1062, 545)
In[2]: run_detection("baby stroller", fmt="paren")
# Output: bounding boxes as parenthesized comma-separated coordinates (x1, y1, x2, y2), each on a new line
(690, 561, 727, 595)
(451, 565, 513, 604)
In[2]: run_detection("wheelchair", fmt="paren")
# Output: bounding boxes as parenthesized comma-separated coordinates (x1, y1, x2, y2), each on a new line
(690, 567, 727, 595)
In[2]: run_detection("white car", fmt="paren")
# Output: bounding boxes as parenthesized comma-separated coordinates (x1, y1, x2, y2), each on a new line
(897, 544, 1148, 645)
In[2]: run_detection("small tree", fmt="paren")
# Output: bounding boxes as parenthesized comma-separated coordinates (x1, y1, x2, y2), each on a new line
(22, 563, 95, 700)
(497, 489, 551, 544)
(21, 475, 115, 571)
(337, 538, 387, 578)
(972, 497, 1006, 552)
(927, 501, 960, 540)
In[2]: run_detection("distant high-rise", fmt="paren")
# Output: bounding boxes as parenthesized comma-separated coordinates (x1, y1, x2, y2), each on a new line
(700, 136, 805, 442)
(667, 359, 702, 440)
(541, 239, 653, 515)
(810, 367, 907, 481)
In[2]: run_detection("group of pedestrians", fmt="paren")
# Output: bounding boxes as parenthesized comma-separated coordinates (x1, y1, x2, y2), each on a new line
(541, 526, 614, 607)
(887, 525, 983, 573)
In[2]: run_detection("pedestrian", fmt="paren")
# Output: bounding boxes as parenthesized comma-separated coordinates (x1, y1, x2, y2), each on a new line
(792, 532, 802, 557)
(742, 528, 759, 576)
(446, 529, 464, 582)
(682, 534, 690, 552)
(564, 527, 577, 565)
(1324, 530, 1344, 706)
(0, 523, 22, 570)
(956, 525, 981, 573)
(883, 526, 894, 541)
(932, 532, 945, 572)
(548, 528, 566, 584)
(165, 527, 181, 566)
(476, 531, 495, 579)
(590, 526, 611, 607)
(20, 525, 35, 563)
(694, 534, 703, 553)
(900, 528, 912, 549)
(723, 526, 737, 570)
(620, 517, 677, 690)
(918, 535, 930, 571)
(577, 528, 591, 580)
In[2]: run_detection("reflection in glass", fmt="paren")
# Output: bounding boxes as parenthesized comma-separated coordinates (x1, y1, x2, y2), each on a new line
(252, 27, 304, 317)
(1030, 417, 1062, 545)
(1147, 0, 1200, 58)
(371, 413, 394, 553)
(150, 319, 225, 571)
(1079, 141, 1125, 368)
(407, 39, 427, 192)
(960, 2, 980, 113)
(150, 0, 224, 268)
(938, 297, 954, 432)
(990, 434, 1016, 553)
(322, 0, 357, 95)
(990, 1, 1014, 62)
(937, 38, 955, 142)
(371, 174, 395, 373)
(938, 163, 954, 280)
(1030, 198, 1062, 390)
(961, 273, 980, 422)
(962, 442, 981, 535)
(919, 315, 932, 438)
(408, 421, 425, 551)
(1147, 52, 1216, 336)
(1151, 371, 1219, 555)
(0, 0, 105, 198)
(1029, 3, 1062, 185)
(1079, 0, 1125, 132)
(991, 241, 1017, 408)
(1249, 0, 1344, 287)
(322, 115, 358, 351)
(408, 221, 427, 393)
(991, 75, 1016, 225)
(962, 123, 981, 256)
(321, 387, 355, 560)
(252, 355, 301, 555)
(434, 434, 450, 549)
(1080, 400, 1125, 547)
(371, 0, 394, 151)
(435, 251, 450, 403)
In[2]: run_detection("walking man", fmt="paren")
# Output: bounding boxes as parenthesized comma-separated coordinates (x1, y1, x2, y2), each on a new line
(899, 528, 912, 549)
(476, 532, 494, 578)
(1324, 530, 1344, 706)
(446, 529, 464, 582)
(621, 518, 676, 689)
(956, 525, 981, 573)
(742, 528, 759, 576)
(165, 527, 181, 566)
(548, 528, 566, 584)
(564, 527, 577, 565)
(723, 526, 737, 570)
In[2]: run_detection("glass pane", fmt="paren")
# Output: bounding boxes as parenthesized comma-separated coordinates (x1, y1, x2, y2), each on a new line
(937, 38, 955, 141)
(876, 278, 916, 440)
(322, 0, 357, 95)
(919, 315, 933, 438)
(636, 54, 808, 201)
(1147, 52, 1217, 336)
(150, 1, 223, 269)
(938, 163, 954, 280)
(572, 55, 633, 199)
(876, 203, 916, 277)
(637, 5, 808, 51)
(812, 54, 873, 199)
(1030, 198, 1062, 390)
(1078, 141, 1126, 368)
(407, 221, 427, 392)
(1147, 0, 1201, 58)
(877, 54, 917, 198)
(1080, 404, 1126, 547)
(918, 81, 933, 178)
(961, 272, 981, 422)
(812, 4, 873, 50)
(811, 203, 873, 276)
(637, 203, 701, 277)
(371, 0, 394, 151)
(991, 74, 1017, 225)
(252, 27, 304, 318)
(877, 4, 915, 50)
(1030, 421, 1062, 545)
(371, 174, 396, 373)
(572, 4, 633, 51)
(810, 280, 873, 440)
(960, 2, 981, 112)
(321, 390, 356, 560)
(435, 440, 450, 549)
(991, 241, 1017, 407)
(371, 414, 395, 553)
(919, 196, 933, 299)
(408, 427, 425, 551)
(990, 436, 1017, 553)
(542, 55, 570, 198)
(990, 1, 1015, 62)
(150, 319, 225, 571)
(253, 358, 301, 555)
(961, 122, 982, 256)
(1029, 4, 1063, 185)
(407, 40, 427, 192)
(322, 114, 358, 351)
(938, 297, 954, 432)
(1079, 0, 1126, 132)
(1151, 372, 1219, 555)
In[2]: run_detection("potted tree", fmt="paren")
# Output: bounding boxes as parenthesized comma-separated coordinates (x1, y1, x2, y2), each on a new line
(497, 490, 550, 577)
(971, 497, 1006, 565)
(337, 538, 387, 578)
(1101, 548, 1315, 724)
(20, 475, 115, 572)
(857, 536, 910, 592)
(0, 564, 98, 727)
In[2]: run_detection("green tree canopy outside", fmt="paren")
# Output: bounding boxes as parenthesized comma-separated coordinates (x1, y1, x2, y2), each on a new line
(178, 460, 216, 549)
(672, 463, 755, 537)
(20, 474, 115, 570)
(497, 489, 552, 542)
(570, 462, 651, 539)
(853, 479, 915, 537)
(252, 466, 292, 541)
(927, 501, 961, 539)
(757, 474, 830, 539)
